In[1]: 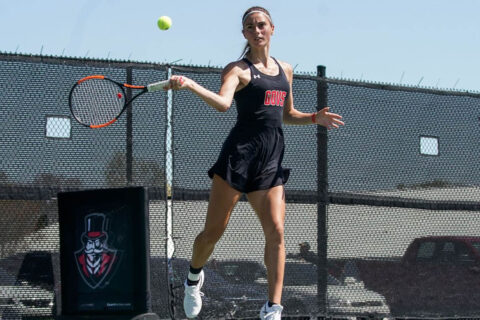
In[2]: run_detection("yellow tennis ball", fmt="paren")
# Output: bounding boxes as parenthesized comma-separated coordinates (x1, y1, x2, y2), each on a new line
(157, 16, 172, 30)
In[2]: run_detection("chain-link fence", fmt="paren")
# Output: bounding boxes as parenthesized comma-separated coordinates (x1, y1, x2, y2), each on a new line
(1, 52, 480, 319)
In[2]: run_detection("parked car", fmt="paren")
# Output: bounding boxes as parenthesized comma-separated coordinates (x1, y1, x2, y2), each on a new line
(199, 258, 391, 319)
(0, 251, 55, 319)
(326, 276, 391, 320)
(283, 259, 390, 319)
(356, 236, 480, 317)
(0, 283, 54, 319)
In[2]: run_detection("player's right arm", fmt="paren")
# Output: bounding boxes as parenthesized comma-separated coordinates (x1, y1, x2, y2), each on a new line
(167, 61, 243, 112)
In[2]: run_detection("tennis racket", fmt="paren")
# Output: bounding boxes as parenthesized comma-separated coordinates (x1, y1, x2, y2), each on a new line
(69, 75, 170, 128)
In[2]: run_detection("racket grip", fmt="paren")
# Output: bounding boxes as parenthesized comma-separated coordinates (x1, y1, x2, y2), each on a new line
(147, 80, 170, 92)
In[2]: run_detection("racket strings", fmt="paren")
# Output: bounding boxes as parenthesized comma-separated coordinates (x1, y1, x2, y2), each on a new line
(70, 79, 125, 126)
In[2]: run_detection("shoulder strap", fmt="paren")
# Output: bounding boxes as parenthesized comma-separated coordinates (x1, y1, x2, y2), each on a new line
(271, 57, 286, 77)
(242, 58, 253, 67)
(242, 58, 260, 80)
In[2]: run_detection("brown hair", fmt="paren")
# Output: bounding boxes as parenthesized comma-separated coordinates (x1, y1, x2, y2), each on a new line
(239, 6, 273, 59)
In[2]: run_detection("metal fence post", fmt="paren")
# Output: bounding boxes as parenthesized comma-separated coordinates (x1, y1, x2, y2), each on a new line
(316, 65, 328, 316)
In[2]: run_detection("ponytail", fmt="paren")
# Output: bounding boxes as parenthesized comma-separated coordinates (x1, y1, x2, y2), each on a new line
(239, 42, 250, 60)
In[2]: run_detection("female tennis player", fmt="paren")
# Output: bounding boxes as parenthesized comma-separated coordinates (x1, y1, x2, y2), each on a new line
(166, 6, 344, 320)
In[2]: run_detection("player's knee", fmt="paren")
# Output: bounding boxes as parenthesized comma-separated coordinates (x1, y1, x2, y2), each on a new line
(264, 223, 284, 245)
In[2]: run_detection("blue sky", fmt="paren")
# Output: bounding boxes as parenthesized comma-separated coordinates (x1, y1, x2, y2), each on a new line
(1, 0, 478, 92)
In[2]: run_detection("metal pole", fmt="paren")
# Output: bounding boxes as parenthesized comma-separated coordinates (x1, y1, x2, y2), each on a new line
(316, 65, 328, 316)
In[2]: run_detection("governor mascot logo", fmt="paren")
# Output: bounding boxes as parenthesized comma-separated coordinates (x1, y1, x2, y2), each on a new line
(74, 213, 121, 289)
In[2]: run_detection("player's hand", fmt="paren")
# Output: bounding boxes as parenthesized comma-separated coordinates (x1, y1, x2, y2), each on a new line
(165, 75, 190, 90)
(314, 107, 344, 129)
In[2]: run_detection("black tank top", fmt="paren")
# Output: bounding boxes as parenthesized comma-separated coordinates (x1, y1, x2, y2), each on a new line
(234, 58, 290, 128)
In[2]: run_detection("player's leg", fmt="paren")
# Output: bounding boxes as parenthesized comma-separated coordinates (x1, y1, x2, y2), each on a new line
(190, 174, 242, 267)
(184, 174, 242, 318)
(247, 185, 286, 318)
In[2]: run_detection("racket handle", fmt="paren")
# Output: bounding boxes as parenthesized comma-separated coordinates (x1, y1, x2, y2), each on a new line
(147, 79, 170, 92)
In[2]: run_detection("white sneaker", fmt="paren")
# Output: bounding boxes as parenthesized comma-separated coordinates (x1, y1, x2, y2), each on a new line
(259, 301, 283, 320)
(183, 270, 204, 318)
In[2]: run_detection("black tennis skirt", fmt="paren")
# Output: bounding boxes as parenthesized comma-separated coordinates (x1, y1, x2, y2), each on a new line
(208, 125, 290, 193)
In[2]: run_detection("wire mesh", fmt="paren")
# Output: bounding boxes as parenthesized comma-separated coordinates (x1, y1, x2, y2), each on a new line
(1, 53, 480, 319)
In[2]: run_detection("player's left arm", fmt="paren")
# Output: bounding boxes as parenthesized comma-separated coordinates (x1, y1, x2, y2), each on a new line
(282, 61, 344, 129)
